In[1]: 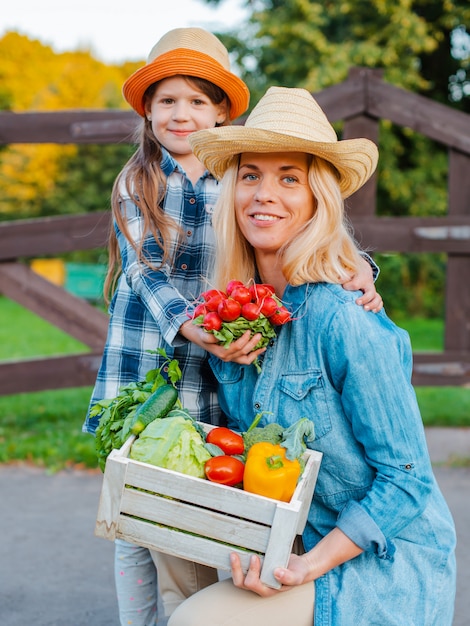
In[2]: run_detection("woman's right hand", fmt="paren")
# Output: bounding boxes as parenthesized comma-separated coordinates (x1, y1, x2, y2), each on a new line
(179, 320, 266, 365)
(230, 553, 307, 597)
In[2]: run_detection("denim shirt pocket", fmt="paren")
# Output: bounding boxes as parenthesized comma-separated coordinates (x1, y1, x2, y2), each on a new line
(277, 370, 332, 440)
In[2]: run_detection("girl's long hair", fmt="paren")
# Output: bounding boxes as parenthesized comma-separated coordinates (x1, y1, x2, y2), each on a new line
(211, 155, 363, 290)
(104, 76, 231, 303)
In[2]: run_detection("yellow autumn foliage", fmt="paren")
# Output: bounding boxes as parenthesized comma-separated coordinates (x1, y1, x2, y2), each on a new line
(0, 31, 142, 218)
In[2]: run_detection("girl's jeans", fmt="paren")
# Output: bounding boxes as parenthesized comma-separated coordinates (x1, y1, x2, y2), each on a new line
(115, 539, 218, 625)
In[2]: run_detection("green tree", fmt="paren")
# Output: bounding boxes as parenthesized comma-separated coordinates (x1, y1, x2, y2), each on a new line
(206, 0, 469, 318)
(209, 0, 469, 109)
(40, 143, 134, 217)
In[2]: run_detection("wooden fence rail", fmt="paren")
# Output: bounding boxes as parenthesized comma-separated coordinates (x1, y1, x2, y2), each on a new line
(1, 68, 469, 394)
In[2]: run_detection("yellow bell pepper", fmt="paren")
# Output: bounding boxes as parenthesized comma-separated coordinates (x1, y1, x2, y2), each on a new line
(243, 442, 301, 502)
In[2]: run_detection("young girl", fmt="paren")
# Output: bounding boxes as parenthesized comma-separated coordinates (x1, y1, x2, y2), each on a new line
(84, 29, 382, 626)
(84, 27, 250, 626)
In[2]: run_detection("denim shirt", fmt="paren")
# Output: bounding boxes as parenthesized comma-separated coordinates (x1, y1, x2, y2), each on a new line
(209, 282, 456, 626)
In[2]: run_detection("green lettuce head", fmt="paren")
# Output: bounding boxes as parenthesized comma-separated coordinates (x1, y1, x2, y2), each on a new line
(129, 414, 211, 478)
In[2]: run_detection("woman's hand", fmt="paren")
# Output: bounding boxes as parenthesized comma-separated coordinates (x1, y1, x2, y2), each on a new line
(342, 256, 383, 313)
(230, 553, 309, 597)
(230, 527, 363, 597)
(179, 319, 266, 364)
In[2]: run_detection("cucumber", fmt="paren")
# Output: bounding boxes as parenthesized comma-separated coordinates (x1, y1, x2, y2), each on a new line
(130, 384, 179, 435)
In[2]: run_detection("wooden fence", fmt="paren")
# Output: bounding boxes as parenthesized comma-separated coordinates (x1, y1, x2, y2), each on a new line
(0, 68, 469, 395)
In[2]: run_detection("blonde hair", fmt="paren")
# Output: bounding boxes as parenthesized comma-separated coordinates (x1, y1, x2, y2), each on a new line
(211, 155, 363, 290)
(104, 76, 231, 302)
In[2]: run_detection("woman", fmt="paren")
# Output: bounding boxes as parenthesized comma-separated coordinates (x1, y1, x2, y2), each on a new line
(166, 86, 457, 625)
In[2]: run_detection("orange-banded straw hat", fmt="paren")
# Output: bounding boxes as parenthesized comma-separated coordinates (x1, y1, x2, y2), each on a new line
(189, 86, 379, 199)
(122, 27, 250, 120)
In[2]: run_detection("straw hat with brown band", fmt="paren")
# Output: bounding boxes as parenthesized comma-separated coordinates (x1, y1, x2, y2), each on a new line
(122, 27, 250, 121)
(188, 86, 379, 199)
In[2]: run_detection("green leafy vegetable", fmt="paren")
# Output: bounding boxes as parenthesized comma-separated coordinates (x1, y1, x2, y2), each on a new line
(208, 316, 276, 351)
(281, 417, 316, 460)
(240, 412, 315, 461)
(91, 349, 182, 471)
(129, 412, 211, 478)
(243, 423, 284, 454)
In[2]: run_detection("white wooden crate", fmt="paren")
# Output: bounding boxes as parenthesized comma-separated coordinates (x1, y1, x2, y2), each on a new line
(95, 431, 322, 589)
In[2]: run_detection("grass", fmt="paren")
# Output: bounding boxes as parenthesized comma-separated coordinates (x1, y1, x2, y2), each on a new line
(0, 387, 97, 472)
(394, 316, 470, 427)
(0, 297, 468, 470)
(0, 297, 97, 470)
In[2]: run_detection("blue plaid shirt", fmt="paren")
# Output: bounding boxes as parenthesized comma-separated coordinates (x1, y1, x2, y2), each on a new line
(83, 148, 223, 434)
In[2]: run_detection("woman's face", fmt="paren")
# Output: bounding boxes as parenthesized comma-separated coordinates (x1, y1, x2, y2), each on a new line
(234, 152, 315, 256)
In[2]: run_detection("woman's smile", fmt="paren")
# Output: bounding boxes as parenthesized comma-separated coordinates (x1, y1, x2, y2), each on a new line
(250, 212, 281, 222)
(235, 151, 315, 255)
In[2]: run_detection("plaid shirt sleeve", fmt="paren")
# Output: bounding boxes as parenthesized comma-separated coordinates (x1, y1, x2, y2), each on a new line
(116, 152, 218, 346)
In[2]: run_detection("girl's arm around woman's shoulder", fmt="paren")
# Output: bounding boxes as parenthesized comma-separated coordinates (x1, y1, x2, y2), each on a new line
(341, 253, 383, 313)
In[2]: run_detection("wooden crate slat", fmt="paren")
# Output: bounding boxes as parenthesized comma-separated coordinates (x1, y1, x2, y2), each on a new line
(257, 504, 300, 589)
(293, 451, 323, 534)
(95, 453, 130, 541)
(123, 458, 278, 525)
(116, 516, 255, 575)
(120, 488, 271, 553)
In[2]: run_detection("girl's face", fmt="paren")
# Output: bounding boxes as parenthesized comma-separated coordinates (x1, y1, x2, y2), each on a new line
(145, 76, 227, 161)
(234, 152, 315, 257)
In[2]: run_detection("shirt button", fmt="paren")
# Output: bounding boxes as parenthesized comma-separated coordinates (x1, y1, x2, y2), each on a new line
(181, 264, 188, 270)
(254, 402, 261, 410)
(186, 230, 192, 237)
(189, 197, 196, 204)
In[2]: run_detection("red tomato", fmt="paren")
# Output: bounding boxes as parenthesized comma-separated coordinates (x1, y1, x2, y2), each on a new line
(259, 296, 279, 317)
(226, 280, 245, 296)
(249, 283, 275, 300)
(230, 286, 252, 306)
(217, 298, 242, 322)
(206, 427, 245, 455)
(269, 307, 292, 325)
(241, 302, 261, 321)
(202, 311, 223, 331)
(205, 456, 245, 486)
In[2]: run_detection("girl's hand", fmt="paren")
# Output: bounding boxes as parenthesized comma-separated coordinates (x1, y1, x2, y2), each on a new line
(180, 320, 266, 364)
(342, 256, 383, 313)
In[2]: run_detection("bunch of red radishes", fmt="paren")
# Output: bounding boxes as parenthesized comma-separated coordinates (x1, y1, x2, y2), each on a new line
(190, 280, 292, 372)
